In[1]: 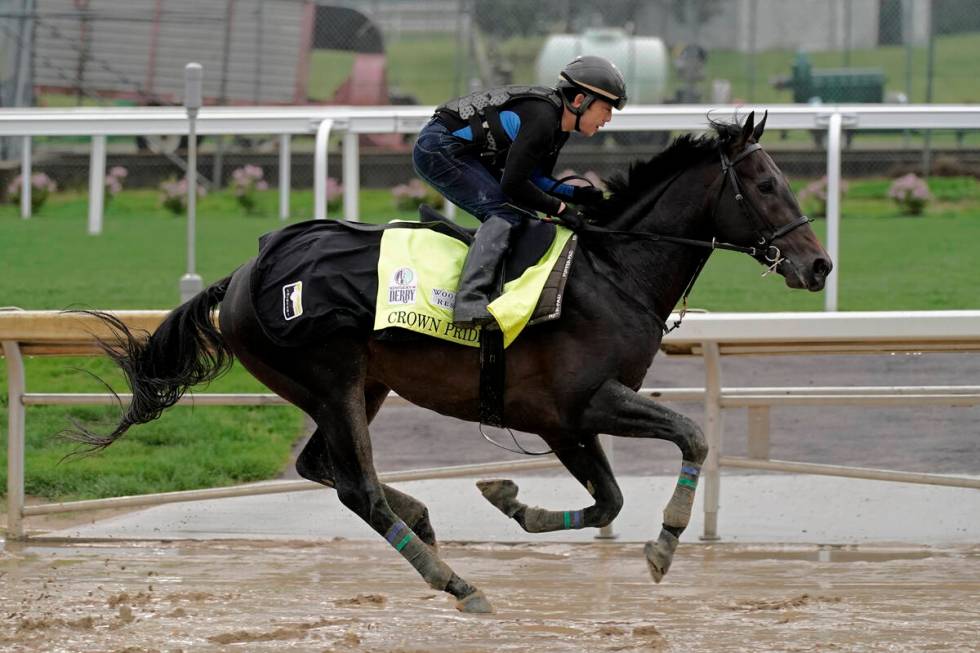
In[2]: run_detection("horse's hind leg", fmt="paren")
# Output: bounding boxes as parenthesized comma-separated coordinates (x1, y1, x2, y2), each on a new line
(478, 433, 623, 533)
(220, 273, 484, 610)
(266, 335, 489, 612)
(296, 382, 438, 549)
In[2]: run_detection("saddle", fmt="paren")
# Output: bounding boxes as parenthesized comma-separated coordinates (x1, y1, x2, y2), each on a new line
(374, 207, 576, 348)
(249, 211, 576, 349)
(418, 204, 560, 285)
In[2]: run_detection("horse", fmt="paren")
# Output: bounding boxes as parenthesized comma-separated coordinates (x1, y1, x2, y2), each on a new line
(71, 112, 831, 614)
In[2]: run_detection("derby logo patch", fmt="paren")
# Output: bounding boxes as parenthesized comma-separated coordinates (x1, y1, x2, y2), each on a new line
(388, 267, 417, 305)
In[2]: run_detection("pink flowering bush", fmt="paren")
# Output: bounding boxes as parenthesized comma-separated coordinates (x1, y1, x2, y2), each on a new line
(7, 173, 57, 211)
(159, 177, 207, 215)
(326, 176, 343, 212)
(392, 179, 439, 211)
(797, 176, 849, 217)
(104, 166, 128, 203)
(888, 173, 931, 216)
(231, 164, 269, 214)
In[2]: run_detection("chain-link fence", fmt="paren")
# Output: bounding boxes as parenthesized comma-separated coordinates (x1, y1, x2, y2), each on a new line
(1, 0, 978, 201)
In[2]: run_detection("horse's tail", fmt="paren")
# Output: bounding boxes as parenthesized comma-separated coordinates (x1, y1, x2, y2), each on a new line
(67, 275, 235, 451)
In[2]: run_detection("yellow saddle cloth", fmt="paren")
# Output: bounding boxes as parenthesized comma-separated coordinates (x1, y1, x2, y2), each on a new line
(373, 224, 574, 348)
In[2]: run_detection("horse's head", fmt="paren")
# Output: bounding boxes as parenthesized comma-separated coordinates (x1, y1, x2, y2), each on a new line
(711, 111, 832, 291)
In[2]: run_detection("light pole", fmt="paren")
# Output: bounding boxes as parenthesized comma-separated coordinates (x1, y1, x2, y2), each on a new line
(180, 62, 204, 303)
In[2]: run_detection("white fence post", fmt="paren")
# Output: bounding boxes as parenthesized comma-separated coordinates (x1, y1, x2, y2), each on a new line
(343, 131, 359, 221)
(87, 135, 107, 235)
(3, 341, 26, 540)
(824, 112, 843, 312)
(700, 341, 723, 540)
(278, 134, 291, 221)
(313, 119, 334, 220)
(19, 135, 31, 219)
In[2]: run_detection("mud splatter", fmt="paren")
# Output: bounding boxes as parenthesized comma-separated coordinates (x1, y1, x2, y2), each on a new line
(334, 593, 387, 607)
(722, 593, 843, 612)
(207, 616, 343, 644)
(0, 540, 975, 652)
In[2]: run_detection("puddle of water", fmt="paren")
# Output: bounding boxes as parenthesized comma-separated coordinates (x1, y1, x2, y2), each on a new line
(1, 539, 977, 652)
(717, 544, 940, 563)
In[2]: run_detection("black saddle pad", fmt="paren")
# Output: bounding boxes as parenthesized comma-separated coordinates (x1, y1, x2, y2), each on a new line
(250, 215, 562, 348)
(251, 218, 467, 347)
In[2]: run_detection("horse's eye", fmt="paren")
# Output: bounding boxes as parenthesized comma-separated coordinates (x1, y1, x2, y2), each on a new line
(757, 179, 775, 194)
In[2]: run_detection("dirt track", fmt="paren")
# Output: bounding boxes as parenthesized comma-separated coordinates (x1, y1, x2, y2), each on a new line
(2, 539, 978, 652)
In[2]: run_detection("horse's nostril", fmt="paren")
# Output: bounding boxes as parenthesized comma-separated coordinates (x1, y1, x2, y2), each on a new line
(812, 258, 833, 278)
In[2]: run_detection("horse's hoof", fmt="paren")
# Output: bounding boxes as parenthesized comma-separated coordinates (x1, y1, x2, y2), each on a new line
(644, 532, 679, 584)
(455, 590, 495, 614)
(476, 479, 521, 517)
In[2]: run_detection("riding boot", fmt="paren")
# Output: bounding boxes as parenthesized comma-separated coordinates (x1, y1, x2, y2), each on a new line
(453, 215, 515, 328)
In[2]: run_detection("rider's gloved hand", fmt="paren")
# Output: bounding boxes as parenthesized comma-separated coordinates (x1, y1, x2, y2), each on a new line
(571, 186, 605, 206)
(557, 204, 586, 231)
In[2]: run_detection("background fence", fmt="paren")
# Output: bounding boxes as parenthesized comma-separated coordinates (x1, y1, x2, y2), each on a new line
(1, 0, 979, 197)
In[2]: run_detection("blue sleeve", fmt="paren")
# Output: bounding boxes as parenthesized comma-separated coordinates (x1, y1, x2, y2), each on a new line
(502, 111, 574, 198)
(531, 172, 576, 199)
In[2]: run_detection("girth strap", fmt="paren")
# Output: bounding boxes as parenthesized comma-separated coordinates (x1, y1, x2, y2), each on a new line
(479, 328, 506, 427)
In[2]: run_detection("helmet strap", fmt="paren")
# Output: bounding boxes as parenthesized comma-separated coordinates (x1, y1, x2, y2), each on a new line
(573, 95, 594, 133)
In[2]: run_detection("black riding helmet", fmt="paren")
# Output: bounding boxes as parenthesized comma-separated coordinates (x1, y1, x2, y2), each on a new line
(557, 55, 627, 132)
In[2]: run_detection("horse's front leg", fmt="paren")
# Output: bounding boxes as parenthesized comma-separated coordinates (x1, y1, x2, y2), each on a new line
(580, 380, 709, 582)
(477, 433, 623, 533)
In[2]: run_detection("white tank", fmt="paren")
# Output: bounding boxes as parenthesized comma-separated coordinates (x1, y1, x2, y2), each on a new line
(535, 28, 669, 105)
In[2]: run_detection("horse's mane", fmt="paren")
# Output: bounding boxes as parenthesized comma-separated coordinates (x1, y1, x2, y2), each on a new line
(574, 118, 746, 314)
(591, 118, 743, 221)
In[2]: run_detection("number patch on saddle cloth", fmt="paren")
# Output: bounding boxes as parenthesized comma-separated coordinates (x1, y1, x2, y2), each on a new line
(282, 281, 304, 320)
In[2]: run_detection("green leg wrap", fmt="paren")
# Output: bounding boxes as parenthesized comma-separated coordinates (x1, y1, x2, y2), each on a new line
(386, 521, 454, 590)
(399, 533, 455, 590)
(662, 460, 701, 529)
(521, 507, 584, 533)
(477, 479, 587, 533)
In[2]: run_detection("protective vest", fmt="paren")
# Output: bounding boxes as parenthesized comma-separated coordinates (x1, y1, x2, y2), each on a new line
(435, 85, 563, 168)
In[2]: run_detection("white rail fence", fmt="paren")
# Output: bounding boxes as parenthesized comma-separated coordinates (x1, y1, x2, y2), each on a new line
(3, 310, 978, 541)
(3, 104, 980, 311)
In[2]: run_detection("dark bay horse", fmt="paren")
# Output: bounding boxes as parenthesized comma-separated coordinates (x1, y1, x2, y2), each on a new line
(73, 112, 831, 613)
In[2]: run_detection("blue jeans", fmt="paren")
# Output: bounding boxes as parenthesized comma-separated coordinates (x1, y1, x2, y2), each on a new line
(412, 119, 523, 226)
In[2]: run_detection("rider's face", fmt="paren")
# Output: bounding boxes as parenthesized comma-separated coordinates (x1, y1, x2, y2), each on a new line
(575, 97, 614, 136)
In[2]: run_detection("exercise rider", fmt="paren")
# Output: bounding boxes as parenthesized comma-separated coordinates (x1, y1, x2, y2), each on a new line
(413, 55, 627, 328)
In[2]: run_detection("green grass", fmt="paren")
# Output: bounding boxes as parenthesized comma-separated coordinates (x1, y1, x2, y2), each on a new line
(704, 32, 980, 104)
(305, 30, 980, 107)
(1, 179, 977, 503)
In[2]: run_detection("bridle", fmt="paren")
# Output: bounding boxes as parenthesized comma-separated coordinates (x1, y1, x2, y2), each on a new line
(576, 141, 813, 333)
(716, 142, 812, 275)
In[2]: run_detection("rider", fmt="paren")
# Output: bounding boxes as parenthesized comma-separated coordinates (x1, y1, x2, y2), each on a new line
(413, 55, 627, 328)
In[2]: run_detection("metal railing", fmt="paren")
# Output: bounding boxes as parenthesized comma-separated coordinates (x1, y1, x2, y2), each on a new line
(3, 103, 980, 311)
(3, 309, 979, 541)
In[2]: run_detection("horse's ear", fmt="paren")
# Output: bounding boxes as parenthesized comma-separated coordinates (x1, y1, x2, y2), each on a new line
(752, 110, 768, 142)
(739, 111, 756, 146)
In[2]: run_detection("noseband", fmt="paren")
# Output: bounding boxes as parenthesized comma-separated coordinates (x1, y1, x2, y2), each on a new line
(717, 142, 812, 275)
